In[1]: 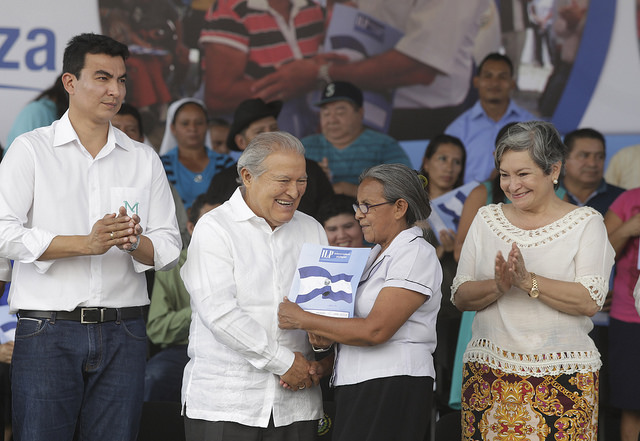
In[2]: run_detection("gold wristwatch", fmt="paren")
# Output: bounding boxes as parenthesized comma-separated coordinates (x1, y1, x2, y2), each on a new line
(528, 272, 540, 298)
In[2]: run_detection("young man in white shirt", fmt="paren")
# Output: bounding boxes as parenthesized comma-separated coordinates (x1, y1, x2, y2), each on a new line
(0, 33, 181, 441)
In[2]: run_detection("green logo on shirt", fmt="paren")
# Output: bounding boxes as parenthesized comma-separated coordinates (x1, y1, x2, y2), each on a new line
(124, 201, 139, 215)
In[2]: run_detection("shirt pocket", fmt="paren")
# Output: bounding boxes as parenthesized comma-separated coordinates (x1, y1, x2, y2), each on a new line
(110, 187, 151, 231)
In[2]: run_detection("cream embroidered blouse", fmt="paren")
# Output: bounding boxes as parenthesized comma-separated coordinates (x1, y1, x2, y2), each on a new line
(451, 204, 615, 376)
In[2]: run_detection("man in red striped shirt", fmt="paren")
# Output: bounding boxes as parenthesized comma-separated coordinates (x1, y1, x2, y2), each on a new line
(200, 0, 327, 138)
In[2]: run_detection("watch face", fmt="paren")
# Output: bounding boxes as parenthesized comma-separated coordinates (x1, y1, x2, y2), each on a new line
(530, 289, 540, 299)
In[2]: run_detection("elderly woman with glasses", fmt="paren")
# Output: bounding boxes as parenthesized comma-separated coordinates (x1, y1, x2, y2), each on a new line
(278, 163, 442, 441)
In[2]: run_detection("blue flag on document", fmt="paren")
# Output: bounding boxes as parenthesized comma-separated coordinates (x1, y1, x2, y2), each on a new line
(289, 244, 370, 318)
(296, 266, 353, 304)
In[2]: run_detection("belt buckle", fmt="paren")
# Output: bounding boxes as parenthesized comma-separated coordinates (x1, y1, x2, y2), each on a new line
(80, 308, 104, 324)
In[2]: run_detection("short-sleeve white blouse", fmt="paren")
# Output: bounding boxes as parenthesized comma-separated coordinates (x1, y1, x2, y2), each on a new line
(452, 204, 615, 376)
(333, 226, 442, 386)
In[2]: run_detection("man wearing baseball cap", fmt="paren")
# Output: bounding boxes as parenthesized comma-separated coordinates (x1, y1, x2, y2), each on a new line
(302, 81, 412, 197)
(205, 98, 333, 218)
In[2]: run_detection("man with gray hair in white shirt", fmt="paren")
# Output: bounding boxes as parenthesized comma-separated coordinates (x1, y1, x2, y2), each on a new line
(181, 131, 328, 441)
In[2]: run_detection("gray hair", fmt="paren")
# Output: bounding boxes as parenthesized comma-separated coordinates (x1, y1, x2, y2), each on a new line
(236, 131, 305, 184)
(359, 164, 431, 227)
(494, 121, 567, 175)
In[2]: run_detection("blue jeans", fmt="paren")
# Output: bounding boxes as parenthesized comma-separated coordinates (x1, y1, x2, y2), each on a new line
(11, 316, 147, 441)
(144, 344, 189, 402)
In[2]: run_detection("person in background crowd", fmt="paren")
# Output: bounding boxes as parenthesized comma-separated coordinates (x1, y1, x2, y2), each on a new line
(0, 32, 181, 441)
(561, 128, 625, 215)
(453, 121, 614, 440)
(302, 82, 412, 198)
(605, 144, 640, 190)
(144, 192, 223, 403)
(560, 127, 625, 441)
(181, 131, 327, 441)
(445, 53, 536, 184)
(420, 134, 467, 250)
(113, 102, 190, 248)
(278, 163, 441, 441)
(315, 194, 365, 249)
(159, 98, 234, 209)
(604, 188, 640, 441)
(419, 134, 467, 417)
(205, 98, 334, 218)
(5, 74, 69, 153)
(208, 118, 231, 155)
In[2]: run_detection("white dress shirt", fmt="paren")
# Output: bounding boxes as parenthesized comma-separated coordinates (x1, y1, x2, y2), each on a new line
(0, 112, 181, 312)
(181, 188, 328, 427)
(332, 226, 442, 386)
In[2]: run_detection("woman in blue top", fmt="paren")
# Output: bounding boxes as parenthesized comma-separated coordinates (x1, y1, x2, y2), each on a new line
(160, 98, 234, 209)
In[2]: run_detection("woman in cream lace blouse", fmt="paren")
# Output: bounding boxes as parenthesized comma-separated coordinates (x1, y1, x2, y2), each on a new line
(452, 121, 614, 440)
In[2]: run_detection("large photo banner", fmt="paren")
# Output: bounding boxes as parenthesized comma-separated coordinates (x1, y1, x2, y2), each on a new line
(2, 0, 640, 151)
(0, 1, 101, 148)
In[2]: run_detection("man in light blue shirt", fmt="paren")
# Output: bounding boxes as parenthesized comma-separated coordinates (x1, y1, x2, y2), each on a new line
(445, 53, 536, 184)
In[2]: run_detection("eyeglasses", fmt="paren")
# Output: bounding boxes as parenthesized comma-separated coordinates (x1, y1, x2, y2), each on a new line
(352, 201, 394, 214)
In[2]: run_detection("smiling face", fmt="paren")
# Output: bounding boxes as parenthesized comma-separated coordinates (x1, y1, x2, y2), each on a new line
(564, 137, 605, 188)
(422, 142, 465, 197)
(320, 100, 363, 148)
(324, 213, 364, 248)
(171, 103, 208, 151)
(242, 150, 308, 229)
(64, 53, 126, 126)
(499, 150, 560, 212)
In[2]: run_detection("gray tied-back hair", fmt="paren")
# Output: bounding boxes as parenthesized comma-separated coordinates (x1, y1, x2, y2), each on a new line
(494, 121, 567, 176)
(237, 131, 305, 184)
(359, 163, 431, 228)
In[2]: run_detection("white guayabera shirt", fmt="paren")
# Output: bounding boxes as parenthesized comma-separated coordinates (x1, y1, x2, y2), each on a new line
(181, 189, 328, 427)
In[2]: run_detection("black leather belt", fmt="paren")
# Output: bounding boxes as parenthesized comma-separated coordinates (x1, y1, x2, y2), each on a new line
(18, 306, 145, 324)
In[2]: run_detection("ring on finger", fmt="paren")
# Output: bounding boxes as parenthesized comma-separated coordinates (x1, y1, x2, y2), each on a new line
(298, 384, 306, 390)
(110, 232, 115, 239)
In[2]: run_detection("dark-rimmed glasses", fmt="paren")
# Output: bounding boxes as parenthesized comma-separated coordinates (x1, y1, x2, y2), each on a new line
(352, 201, 394, 214)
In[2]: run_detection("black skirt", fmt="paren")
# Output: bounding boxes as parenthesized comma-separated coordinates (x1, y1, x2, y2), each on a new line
(332, 375, 433, 441)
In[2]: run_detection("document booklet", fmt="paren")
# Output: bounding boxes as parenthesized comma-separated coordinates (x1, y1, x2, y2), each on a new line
(289, 244, 370, 318)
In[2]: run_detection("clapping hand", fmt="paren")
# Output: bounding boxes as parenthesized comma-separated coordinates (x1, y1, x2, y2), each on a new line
(495, 243, 532, 294)
(495, 250, 512, 294)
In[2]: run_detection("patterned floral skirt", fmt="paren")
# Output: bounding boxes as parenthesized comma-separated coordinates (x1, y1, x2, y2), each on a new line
(461, 361, 599, 441)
